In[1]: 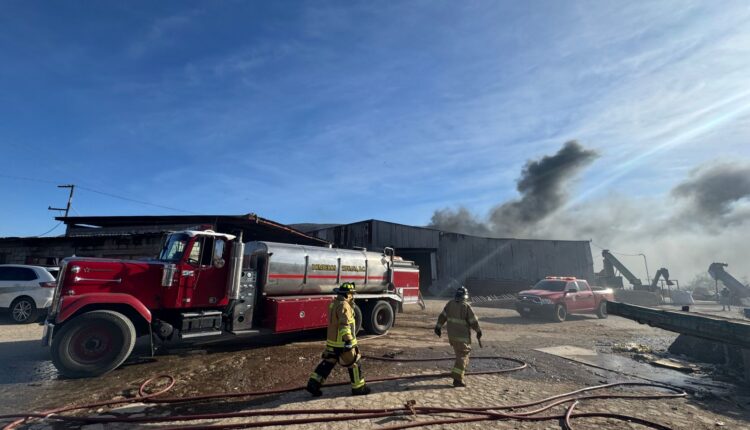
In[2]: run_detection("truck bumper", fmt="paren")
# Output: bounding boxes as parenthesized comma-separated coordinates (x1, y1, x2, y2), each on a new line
(516, 301, 555, 315)
(41, 321, 54, 347)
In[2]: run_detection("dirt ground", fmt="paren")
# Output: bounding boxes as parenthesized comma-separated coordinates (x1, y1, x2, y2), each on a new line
(1, 300, 749, 429)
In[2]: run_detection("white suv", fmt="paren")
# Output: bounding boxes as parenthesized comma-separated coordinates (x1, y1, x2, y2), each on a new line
(0, 265, 57, 323)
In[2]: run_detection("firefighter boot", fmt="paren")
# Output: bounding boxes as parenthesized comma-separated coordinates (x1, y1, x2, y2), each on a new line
(306, 379, 323, 397)
(348, 360, 369, 395)
(352, 385, 372, 396)
(453, 379, 467, 388)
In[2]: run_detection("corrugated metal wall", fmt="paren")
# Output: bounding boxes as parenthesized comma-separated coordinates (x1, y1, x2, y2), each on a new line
(312, 220, 440, 250)
(311, 220, 594, 295)
(372, 221, 440, 249)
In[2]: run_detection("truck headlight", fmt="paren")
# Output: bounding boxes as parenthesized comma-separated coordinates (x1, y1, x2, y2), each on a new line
(539, 298, 553, 305)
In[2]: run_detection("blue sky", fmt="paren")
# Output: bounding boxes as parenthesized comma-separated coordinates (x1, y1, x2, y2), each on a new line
(1, 1, 749, 237)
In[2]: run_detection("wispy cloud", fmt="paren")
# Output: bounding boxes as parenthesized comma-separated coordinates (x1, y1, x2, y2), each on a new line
(128, 9, 202, 58)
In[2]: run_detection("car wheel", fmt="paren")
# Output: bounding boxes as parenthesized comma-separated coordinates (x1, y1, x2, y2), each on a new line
(362, 300, 395, 335)
(51, 310, 136, 378)
(553, 304, 567, 322)
(596, 301, 608, 319)
(10, 297, 38, 324)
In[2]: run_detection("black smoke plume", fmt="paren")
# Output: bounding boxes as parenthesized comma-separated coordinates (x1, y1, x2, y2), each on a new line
(429, 140, 599, 237)
(489, 140, 599, 235)
(429, 207, 490, 237)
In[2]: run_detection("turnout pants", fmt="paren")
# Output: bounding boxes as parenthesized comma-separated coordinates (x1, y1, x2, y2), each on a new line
(309, 346, 366, 390)
(450, 340, 471, 383)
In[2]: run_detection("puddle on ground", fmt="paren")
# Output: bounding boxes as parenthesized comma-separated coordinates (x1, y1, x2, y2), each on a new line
(535, 345, 732, 395)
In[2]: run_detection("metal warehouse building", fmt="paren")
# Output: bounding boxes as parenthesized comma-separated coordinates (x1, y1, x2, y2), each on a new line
(307, 220, 595, 296)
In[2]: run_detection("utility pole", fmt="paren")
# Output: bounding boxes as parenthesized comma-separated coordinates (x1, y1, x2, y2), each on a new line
(48, 184, 75, 237)
(638, 253, 650, 284)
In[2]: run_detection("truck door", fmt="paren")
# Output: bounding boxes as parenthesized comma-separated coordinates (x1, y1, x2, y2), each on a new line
(576, 281, 596, 311)
(181, 236, 230, 308)
(563, 282, 581, 311)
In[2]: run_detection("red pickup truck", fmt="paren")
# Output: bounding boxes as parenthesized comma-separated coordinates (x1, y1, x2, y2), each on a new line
(515, 277, 614, 322)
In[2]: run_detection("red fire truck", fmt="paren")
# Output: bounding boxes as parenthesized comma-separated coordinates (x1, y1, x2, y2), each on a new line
(42, 229, 420, 378)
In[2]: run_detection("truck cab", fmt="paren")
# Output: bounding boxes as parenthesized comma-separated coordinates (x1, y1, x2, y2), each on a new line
(156, 230, 236, 310)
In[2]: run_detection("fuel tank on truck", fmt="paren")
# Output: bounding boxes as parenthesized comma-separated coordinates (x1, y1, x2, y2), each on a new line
(243, 241, 392, 296)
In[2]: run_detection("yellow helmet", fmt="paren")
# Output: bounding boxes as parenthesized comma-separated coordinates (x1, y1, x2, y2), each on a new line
(334, 282, 356, 295)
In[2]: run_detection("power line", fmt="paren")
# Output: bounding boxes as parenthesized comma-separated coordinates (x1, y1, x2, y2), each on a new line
(0, 173, 57, 185)
(609, 250, 644, 257)
(76, 185, 196, 214)
(591, 242, 644, 257)
(0, 174, 195, 214)
(35, 222, 62, 237)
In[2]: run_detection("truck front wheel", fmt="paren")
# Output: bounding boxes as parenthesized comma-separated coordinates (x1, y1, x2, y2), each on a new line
(51, 310, 136, 378)
(552, 304, 567, 323)
(363, 300, 394, 335)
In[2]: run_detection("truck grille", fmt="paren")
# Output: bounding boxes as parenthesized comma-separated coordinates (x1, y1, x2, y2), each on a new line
(518, 295, 541, 304)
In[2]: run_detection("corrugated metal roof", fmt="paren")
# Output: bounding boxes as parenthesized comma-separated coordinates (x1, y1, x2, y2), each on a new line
(57, 214, 329, 246)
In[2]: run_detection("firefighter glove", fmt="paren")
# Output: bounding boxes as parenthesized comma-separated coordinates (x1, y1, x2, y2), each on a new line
(476, 330, 483, 340)
(434, 326, 442, 337)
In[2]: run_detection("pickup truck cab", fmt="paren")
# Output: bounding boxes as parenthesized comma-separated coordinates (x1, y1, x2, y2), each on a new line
(516, 277, 613, 322)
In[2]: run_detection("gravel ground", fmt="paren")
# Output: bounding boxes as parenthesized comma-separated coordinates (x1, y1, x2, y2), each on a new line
(1, 300, 749, 429)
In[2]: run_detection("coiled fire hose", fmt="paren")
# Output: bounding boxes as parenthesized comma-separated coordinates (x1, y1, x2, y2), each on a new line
(0, 355, 686, 430)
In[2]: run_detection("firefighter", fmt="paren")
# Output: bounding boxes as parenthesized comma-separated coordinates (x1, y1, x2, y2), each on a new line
(306, 282, 371, 397)
(434, 286, 482, 387)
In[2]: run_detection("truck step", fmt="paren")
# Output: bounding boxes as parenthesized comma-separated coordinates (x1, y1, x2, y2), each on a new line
(180, 330, 223, 339)
(228, 329, 262, 336)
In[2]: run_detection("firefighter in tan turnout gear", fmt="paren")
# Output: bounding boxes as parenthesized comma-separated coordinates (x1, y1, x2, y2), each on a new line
(306, 282, 371, 397)
(434, 286, 482, 387)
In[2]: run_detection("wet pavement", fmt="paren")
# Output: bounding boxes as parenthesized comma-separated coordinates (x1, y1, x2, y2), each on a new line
(1, 301, 749, 429)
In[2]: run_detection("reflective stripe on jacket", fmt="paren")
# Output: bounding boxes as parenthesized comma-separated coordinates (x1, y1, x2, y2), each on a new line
(437, 300, 480, 344)
(326, 297, 358, 348)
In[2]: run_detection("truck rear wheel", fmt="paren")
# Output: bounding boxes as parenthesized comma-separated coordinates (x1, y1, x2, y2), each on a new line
(51, 310, 136, 378)
(596, 301, 608, 319)
(552, 304, 567, 323)
(353, 304, 363, 335)
(362, 300, 394, 335)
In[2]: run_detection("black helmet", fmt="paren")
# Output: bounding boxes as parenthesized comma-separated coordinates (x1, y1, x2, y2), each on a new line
(333, 282, 356, 295)
(455, 286, 469, 301)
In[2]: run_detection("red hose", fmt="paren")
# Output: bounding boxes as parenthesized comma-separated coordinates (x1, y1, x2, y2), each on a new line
(0, 355, 686, 430)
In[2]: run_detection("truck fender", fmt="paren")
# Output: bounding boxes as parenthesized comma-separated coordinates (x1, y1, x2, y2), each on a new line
(56, 293, 152, 325)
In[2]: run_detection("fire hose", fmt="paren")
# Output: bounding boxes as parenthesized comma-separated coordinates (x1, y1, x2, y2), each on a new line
(0, 354, 687, 430)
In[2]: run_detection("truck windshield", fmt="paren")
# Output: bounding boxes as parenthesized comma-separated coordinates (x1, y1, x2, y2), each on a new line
(159, 233, 190, 262)
(533, 280, 567, 291)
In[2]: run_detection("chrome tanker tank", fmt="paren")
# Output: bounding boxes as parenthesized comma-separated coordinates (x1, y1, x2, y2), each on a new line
(243, 241, 392, 296)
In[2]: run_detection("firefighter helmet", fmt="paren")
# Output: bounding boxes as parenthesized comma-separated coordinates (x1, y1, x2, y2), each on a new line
(334, 282, 356, 295)
(455, 286, 469, 301)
